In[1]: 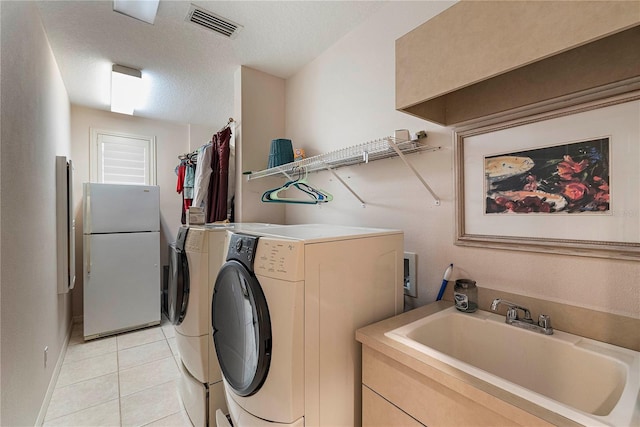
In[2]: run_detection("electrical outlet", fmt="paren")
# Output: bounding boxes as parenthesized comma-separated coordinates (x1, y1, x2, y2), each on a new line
(44, 346, 48, 368)
(403, 252, 417, 298)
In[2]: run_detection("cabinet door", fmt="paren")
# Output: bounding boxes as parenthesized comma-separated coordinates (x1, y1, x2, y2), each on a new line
(362, 385, 424, 427)
(396, 2, 640, 125)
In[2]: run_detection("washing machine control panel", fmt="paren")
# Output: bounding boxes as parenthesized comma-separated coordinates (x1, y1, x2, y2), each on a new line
(254, 238, 304, 281)
(226, 233, 259, 268)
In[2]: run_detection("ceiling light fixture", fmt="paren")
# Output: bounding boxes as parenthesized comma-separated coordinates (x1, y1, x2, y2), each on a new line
(111, 64, 142, 115)
(113, 0, 159, 25)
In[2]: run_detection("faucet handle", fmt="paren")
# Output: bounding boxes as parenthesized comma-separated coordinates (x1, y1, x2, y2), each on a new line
(538, 314, 551, 328)
(492, 299, 533, 324)
(538, 314, 554, 334)
(506, 308, 519, 322)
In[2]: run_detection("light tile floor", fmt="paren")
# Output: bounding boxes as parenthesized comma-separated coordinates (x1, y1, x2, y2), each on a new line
(44, 320, 193, 427)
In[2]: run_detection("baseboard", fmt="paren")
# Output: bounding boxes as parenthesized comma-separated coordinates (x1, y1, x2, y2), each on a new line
(35, 318, 74, 426)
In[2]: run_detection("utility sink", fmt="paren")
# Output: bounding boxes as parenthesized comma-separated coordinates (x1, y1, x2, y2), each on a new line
(385, 306, 639, 427)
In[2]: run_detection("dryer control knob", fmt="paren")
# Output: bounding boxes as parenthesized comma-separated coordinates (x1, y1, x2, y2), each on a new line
(235, 239, 243, 252)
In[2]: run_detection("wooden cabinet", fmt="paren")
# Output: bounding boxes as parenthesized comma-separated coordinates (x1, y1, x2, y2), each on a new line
(396, 1, 640, 126)
(361, 346, 557, 427)
(362, 386, 423, 427)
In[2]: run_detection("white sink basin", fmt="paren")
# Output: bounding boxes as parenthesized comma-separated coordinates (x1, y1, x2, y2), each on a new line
(385, 306, 639, 427)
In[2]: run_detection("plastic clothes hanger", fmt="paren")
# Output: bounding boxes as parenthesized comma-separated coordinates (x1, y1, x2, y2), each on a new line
(261, 168, 330, 204)
(261, 167, 333, 204)
(289, 167, 332, 201)
(290, 167, 333, 202)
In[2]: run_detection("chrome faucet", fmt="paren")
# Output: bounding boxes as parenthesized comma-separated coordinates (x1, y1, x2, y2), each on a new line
(491, 298, 554, 335)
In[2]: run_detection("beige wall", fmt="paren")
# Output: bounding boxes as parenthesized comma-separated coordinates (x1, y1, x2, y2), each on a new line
(284, 2, 640, 318)
(0, 2, 73, 425)
(235, 66, 286, 224)
(188, 123, 220, 152)
(70, 105, 194, 318)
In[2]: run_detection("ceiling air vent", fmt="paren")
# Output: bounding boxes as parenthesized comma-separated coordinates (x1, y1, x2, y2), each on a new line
(186, 4, 243, 39)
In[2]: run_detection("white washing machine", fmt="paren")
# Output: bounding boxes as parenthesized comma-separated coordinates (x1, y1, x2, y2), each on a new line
(211, 224, 404, 427)
(168, 223, 276, 427)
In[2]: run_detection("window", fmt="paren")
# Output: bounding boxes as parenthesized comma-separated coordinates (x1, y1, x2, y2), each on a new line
(90, 129, 156, 185)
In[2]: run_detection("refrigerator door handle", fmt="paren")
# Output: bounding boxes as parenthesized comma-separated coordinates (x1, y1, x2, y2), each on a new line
(86, 238, 91, 277)
(83, 183, 91, 234)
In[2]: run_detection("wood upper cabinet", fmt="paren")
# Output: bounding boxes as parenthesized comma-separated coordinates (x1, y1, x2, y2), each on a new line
(396, 1, 640, 126)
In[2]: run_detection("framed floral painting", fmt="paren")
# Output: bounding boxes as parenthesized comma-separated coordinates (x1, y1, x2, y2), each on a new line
(455, 91, 640, 260)
(484, 137, 610, 215)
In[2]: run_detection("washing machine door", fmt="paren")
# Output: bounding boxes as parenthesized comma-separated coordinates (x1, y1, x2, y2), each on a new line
(167, 242, 189, 325)
(212, 260, 271, 397)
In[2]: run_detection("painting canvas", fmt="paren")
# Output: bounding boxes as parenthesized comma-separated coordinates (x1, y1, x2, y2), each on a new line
(484, 138, 610, 214)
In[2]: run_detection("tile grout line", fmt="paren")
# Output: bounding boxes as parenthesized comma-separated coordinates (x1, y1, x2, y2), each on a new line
(118, 357, 180, 400)
(44, 325, 120, 425)
(119, 329, 181, 425)
(54, 352, 118, 389)
(51, 323, 183, 427)
(43, 398, 121, 426)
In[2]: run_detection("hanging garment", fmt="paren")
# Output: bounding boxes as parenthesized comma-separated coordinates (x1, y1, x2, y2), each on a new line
(227, 128, 236, 221)
(207, 127, 231, 223)
(184, 163, 195, 199)
(176, 162, 187, 224)
(192, 143, 212, 208)
(176, 163, 186, 194)
(183, 163, 195, 214)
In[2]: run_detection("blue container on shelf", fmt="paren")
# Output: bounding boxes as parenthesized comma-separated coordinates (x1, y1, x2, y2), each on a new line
(268, 138, 294, 168)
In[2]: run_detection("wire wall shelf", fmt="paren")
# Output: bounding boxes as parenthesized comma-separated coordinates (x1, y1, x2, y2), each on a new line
(246, 136, 442, 206)
(246, 137, 433, 178)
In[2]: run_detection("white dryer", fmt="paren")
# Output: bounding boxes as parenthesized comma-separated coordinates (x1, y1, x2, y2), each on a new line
(211, 224, 404, 427)
(168, 223, 275, 427)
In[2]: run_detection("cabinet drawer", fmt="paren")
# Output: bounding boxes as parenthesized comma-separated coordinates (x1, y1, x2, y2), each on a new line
(362, 385, 424, 427)
(362, 346, 553, 427)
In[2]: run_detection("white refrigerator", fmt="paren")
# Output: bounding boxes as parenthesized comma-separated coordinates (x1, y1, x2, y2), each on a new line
(83, 182, 161, 340)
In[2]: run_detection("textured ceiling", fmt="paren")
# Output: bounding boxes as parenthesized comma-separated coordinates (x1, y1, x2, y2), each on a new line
(35, 1, 387, 128)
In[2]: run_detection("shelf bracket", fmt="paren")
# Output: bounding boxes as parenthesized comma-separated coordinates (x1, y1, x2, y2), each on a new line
(323, 164, 366, 207)
(386, 138, 441, 206)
